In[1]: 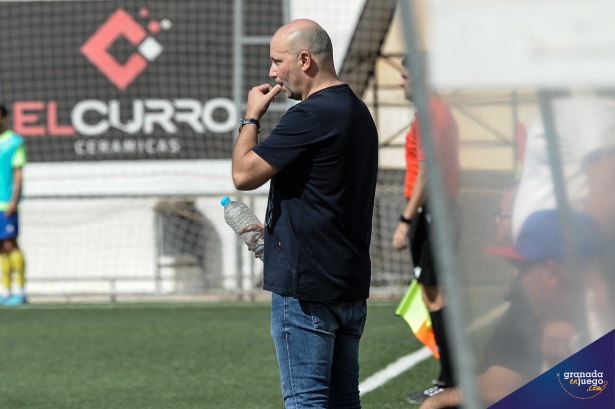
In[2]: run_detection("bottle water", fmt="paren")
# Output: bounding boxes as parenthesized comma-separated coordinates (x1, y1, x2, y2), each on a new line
(220, 196, 264, 261)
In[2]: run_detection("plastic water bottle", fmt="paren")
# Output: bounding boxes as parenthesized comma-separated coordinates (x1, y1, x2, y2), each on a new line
(220, 196, 264, 261)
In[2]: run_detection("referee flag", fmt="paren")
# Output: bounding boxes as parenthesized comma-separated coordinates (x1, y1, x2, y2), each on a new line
(395, 280, 440, 358)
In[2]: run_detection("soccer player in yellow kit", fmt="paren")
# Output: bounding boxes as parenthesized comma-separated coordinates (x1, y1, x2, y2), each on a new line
(0, 105, 26, 306)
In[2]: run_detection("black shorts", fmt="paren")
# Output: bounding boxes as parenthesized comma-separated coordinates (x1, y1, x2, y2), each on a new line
(408, 200, 460, 287)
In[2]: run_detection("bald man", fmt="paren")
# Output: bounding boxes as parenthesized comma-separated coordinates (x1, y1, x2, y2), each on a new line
(232, 20, 378, 408)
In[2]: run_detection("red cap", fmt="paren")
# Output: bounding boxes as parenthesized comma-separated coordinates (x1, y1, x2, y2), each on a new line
(485, 245, 528, 261)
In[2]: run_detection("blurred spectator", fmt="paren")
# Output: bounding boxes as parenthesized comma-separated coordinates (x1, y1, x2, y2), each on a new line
(420, 208, 605, 409)
(422, 95, 615, 408)
(513, 95, 615, 340)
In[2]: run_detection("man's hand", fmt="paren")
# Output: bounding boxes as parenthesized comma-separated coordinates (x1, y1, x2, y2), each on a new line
(232, 84, 281, 190)
(239, 223, 265, 257)
(392, 222, 410, 250)
(246, 84, 282, 120)
(5, 201, 16, 217)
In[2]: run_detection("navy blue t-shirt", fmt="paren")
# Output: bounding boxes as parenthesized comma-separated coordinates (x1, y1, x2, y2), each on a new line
(252, 84, 378, 303)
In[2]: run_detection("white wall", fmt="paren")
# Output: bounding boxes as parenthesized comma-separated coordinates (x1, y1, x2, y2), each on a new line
(21, 161, 268, 295)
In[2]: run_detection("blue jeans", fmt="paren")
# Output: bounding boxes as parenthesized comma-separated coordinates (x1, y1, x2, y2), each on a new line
(271, 293, 368, 409)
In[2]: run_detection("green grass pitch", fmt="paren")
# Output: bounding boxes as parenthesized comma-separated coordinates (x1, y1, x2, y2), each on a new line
(0, 301, 434, 409)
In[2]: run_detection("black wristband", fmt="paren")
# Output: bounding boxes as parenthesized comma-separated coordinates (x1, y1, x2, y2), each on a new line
(399, 214, 412, 224)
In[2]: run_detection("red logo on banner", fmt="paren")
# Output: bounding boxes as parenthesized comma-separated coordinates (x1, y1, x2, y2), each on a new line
(81, 8, 170, 90)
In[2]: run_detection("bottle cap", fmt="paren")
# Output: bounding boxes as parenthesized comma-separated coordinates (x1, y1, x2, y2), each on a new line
(220, 196, 231, 206)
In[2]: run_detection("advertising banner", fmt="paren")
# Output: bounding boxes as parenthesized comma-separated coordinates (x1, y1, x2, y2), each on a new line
(0, 1, 283, 162)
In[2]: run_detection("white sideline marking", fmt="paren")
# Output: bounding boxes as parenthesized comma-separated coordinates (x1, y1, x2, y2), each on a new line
(359, 302, 509, 396)
(359, 346, 433, 395)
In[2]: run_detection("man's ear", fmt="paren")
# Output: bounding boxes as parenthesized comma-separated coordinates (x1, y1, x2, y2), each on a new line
(298, 50, 311, 72)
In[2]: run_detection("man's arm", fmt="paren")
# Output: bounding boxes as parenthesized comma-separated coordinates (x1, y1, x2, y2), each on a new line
(5, 166, 22, 217)
(232, 83, 282, 190)
(392, 161, 427, 250)
(476, 365, 526, 405)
